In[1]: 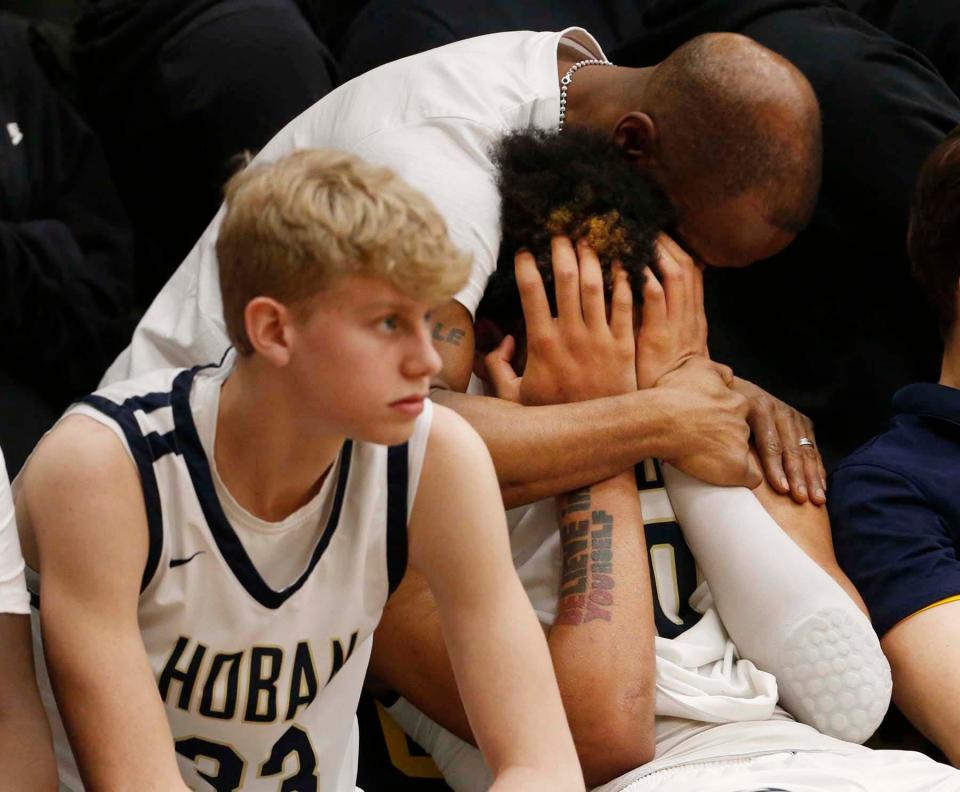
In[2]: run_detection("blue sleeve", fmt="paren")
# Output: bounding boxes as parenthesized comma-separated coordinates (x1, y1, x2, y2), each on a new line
(829, 463, 960, 637)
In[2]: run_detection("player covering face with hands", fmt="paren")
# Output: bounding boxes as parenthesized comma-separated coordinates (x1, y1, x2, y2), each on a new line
(371, 130, 955, 791)
(478, 129, 885, 743)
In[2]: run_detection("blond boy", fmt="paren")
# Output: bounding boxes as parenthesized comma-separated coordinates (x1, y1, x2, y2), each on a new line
(15, 150, 582, 791)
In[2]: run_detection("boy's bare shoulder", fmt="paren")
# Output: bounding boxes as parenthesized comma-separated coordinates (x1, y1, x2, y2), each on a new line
(24, 414, 131, 489)
(425, 402, 489, 461)
(20, 414, 140, 529)
(20, 414, 148, 584)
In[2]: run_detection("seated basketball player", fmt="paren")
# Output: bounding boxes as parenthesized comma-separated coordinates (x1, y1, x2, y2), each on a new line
(14, 150, 583, 791)
(368, 129, 960, 790)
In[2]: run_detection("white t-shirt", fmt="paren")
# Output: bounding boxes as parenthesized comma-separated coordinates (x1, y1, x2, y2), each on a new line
(0, 447, 29, 615)
(103, 28, 606, 384)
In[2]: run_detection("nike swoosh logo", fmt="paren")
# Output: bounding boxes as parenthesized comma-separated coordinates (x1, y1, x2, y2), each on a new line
(169, 551, 205, 568)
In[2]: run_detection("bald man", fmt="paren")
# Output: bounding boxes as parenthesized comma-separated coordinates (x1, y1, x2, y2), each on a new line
(612, 0, 960, 468)
(107, 29, 827, 514)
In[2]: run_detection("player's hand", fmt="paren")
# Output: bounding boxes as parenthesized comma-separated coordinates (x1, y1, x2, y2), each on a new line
(635, 233, 709, 389)
(656, 358, 762, 488)
(732, 376, 827, 505)
(483, 333, 522, 403)
(487, 237, 636, 406)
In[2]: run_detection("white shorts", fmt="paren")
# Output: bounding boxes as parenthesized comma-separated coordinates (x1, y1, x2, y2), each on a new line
(607, 749, 960, 792)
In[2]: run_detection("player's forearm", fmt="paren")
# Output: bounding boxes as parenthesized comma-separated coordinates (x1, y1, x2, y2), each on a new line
(549, 472, 657, 784)
(432, 388, 676, 508)
(43, 622, 188, 790)
(436, 580, 583, 790)
(58, 687, 190, 791)
(490, 765, 584, 791)
(451, 604, 584, 790)
(369, 571, 475, 743)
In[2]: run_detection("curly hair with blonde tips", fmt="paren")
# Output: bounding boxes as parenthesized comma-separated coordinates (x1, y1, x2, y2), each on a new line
(478, 127, 672, 335)
(217, 149, 472, 354)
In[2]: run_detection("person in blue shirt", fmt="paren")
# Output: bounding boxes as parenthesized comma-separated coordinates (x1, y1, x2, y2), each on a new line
(830, 125, 960, 767)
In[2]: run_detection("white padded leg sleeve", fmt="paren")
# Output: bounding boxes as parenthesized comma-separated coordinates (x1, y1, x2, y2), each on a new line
(662, 464, 891, 743)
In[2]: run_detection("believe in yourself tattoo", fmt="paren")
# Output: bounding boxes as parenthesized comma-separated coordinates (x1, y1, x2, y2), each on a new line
(556, 487, 615, 625)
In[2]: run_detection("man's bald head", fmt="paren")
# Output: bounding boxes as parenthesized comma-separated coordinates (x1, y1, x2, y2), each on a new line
(642, 33, 822, 235)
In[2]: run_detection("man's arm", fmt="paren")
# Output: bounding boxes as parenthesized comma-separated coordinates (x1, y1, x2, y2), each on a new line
(406, 405, 583, 791)
(0, 613, 58, 791)
(431, 240, 760, 508)
(19, 417, 190, 791)
(435, 360, 756, 508)
(880, 602, 960, 766)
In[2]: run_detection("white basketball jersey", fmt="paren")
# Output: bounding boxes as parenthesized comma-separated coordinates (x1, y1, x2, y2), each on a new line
(29, 361, 431, 791)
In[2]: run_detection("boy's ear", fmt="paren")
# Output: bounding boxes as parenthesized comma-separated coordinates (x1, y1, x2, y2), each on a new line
(245, 296, 294, 366)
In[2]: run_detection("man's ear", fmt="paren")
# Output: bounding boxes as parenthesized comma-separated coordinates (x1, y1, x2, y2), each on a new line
(613, 111, 659, 169)
(244, 296, 294, 366)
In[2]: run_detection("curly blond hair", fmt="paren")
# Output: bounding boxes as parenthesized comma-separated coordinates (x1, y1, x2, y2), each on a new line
(217, 149, 471, 354)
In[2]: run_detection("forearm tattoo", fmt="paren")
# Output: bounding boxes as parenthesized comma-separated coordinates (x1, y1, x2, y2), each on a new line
(556, 487, 614, 625)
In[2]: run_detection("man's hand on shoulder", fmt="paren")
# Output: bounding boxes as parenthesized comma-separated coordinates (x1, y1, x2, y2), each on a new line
(732, 376, 826, 505)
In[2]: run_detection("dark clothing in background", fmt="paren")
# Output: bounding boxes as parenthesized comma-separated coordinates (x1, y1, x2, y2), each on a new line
(611, 0, 960, 468)
(847, 0, 960, 98)
(336, 0, 642, 81)
(73, 0, 337, 307)
(0, 14, 134, 473)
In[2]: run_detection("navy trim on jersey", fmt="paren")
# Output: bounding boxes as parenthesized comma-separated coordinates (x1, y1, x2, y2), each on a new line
(80, 393, 171, 592)
(385, 444, 409, 594)
(644, 519, 703, 639)
(169, 368, 354, 610)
